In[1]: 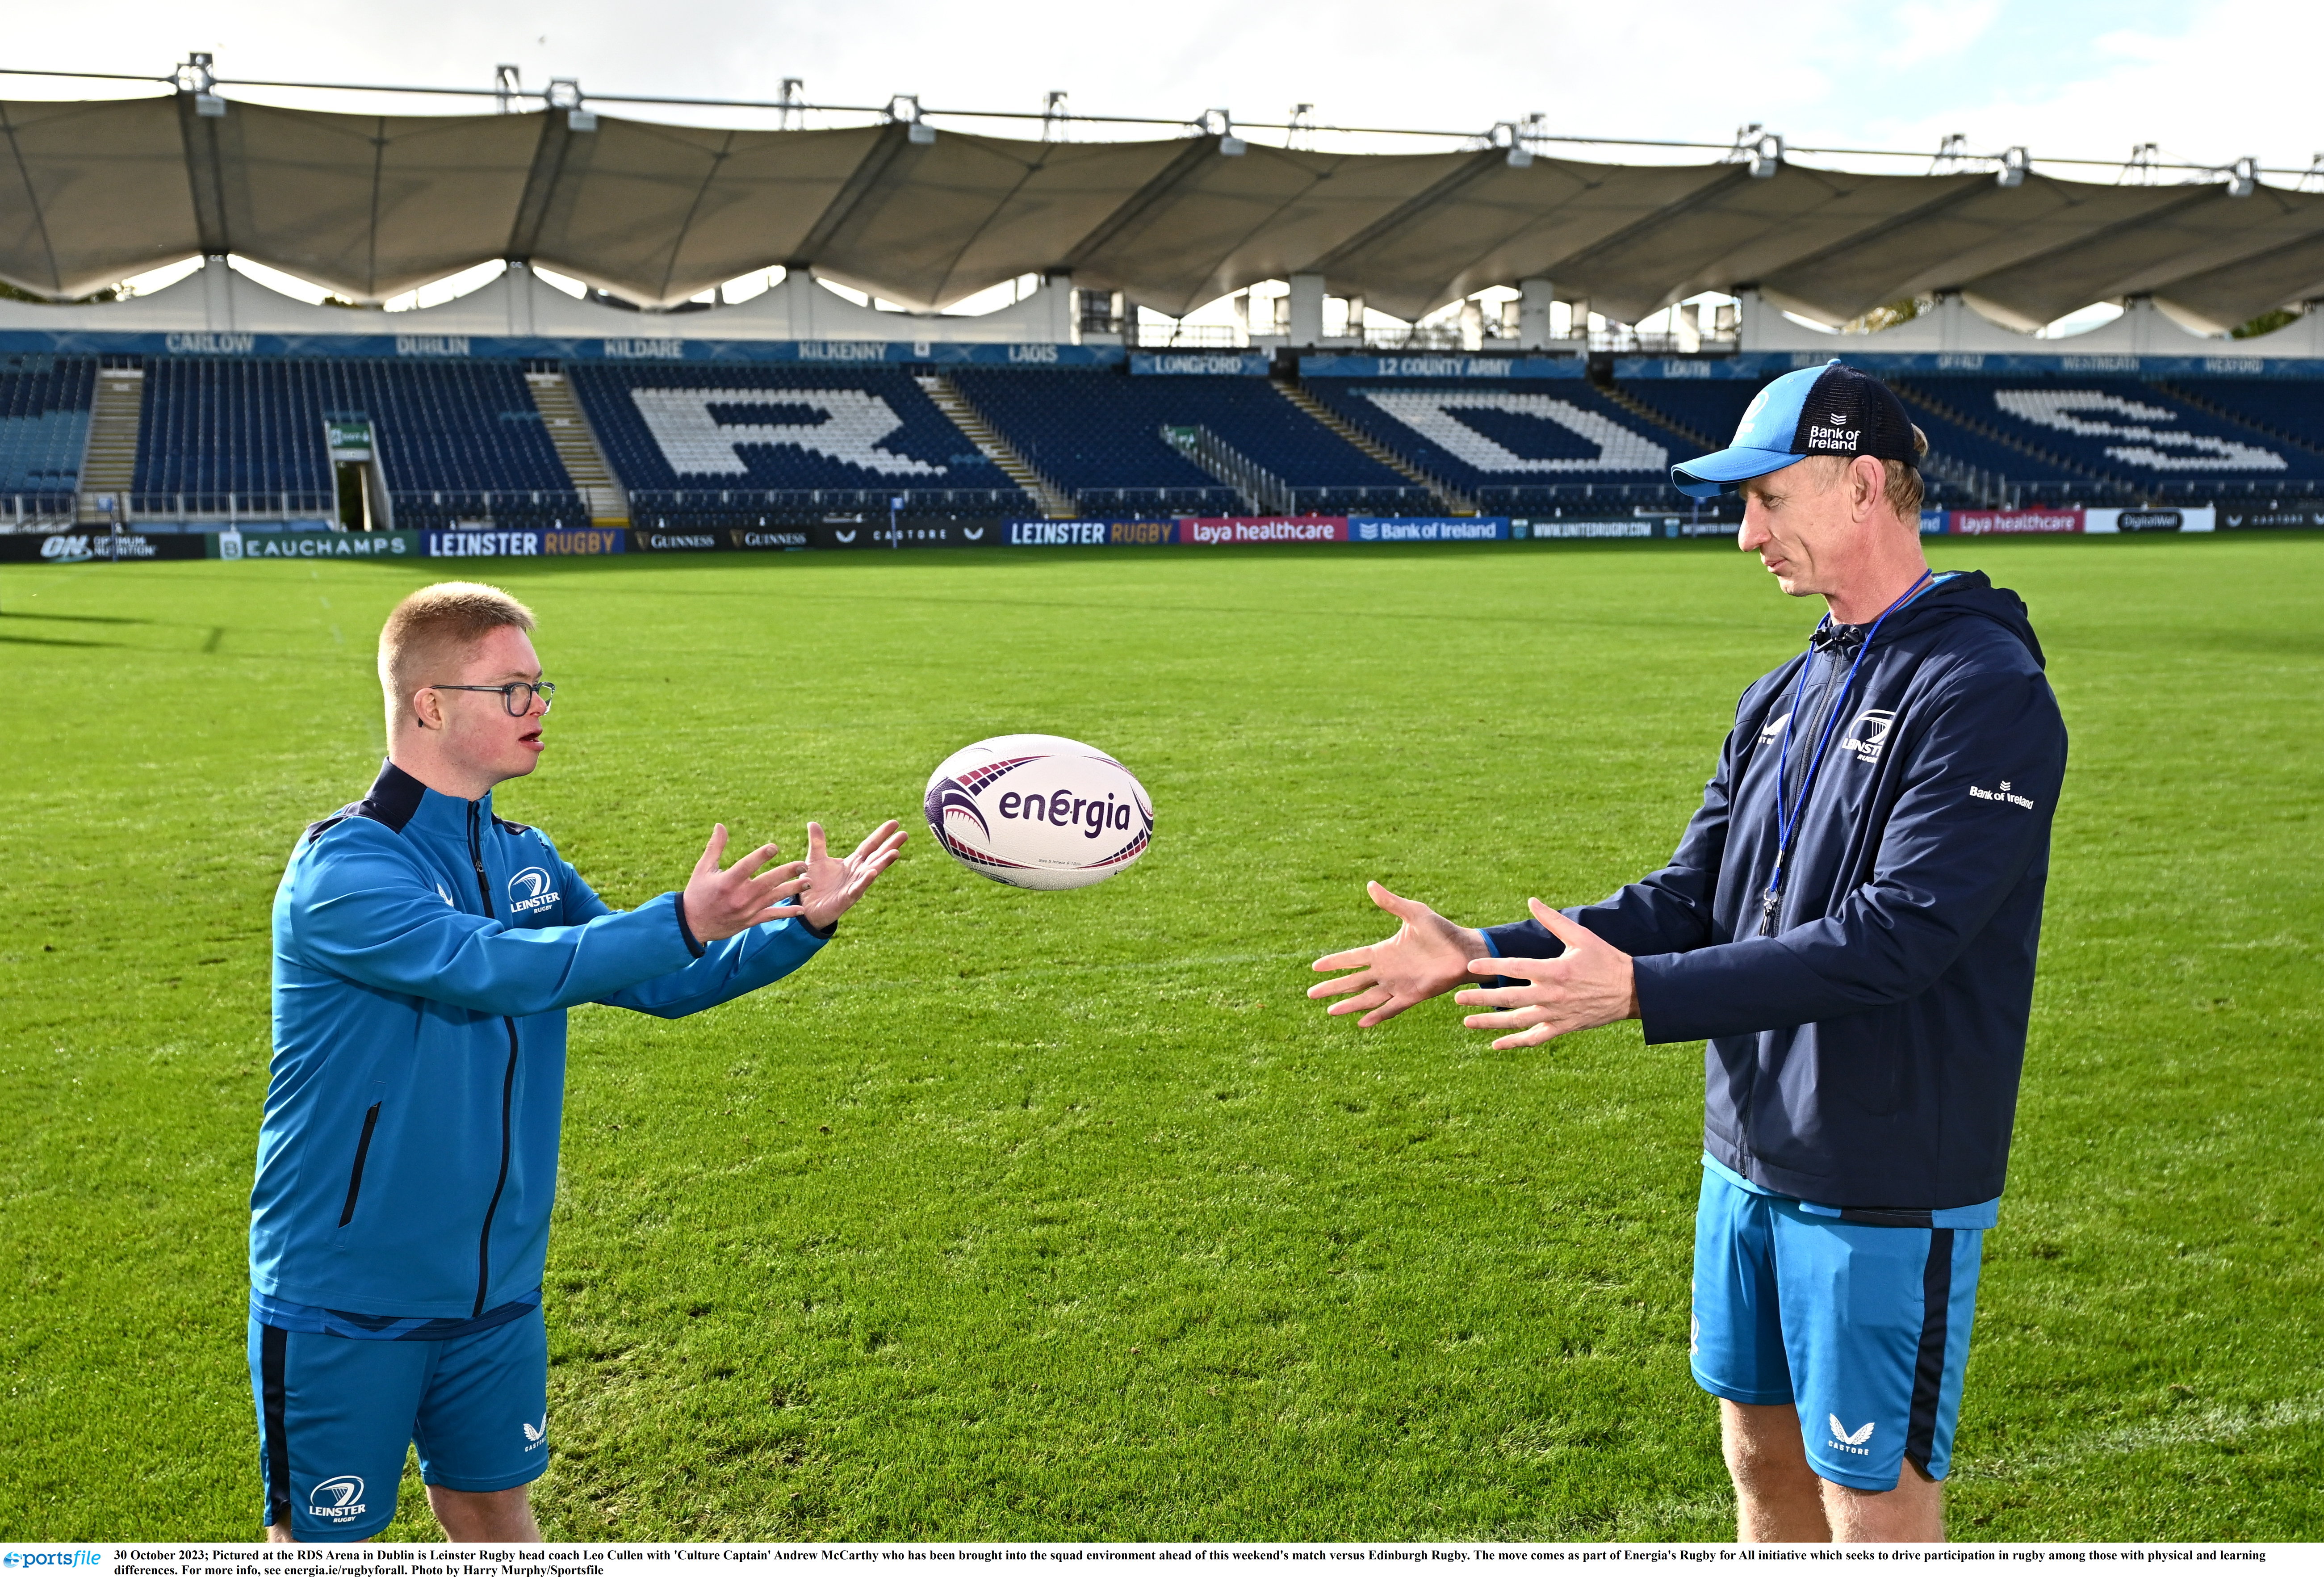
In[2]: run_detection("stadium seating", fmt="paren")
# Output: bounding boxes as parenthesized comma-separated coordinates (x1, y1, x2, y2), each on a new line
(2160, 379, 2324, 458)
(1614, 378, 1764, 448)
(1893, 376, 2324, 502)
(951, 370, 1425, 515)
(567, 363, 1029, 519)
(0, 355, 96, 520)
(134, 359, 583, 525)
(1301, 379, 1679, 510)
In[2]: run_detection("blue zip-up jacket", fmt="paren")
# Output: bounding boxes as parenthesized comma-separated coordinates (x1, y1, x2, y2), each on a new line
(251, 761, 829, 1318)
(1486, 571, 2066, 1212)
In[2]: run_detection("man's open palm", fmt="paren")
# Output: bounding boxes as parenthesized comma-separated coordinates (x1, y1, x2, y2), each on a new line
(797, 819, 907, 929)
(1306, 881, 1488, 1026)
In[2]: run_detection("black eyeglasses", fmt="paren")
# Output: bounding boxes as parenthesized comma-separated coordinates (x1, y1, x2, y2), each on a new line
(428, 681, 556, 716)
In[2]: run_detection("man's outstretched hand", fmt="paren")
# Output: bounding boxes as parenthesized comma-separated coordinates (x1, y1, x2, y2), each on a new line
(1453, 899, 1639, 1049)
(796, 819, 907, 930)
(682, 820, 906, 943)
(1306, 881, 1491, 1027)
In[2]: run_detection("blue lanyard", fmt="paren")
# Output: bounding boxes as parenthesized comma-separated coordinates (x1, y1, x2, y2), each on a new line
(1759, 569, 1936, 937)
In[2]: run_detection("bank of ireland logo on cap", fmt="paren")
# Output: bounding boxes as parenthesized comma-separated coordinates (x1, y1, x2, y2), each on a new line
(1671, 359, 1919, 499)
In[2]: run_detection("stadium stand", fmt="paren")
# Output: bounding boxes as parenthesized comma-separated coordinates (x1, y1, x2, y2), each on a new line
(0, 355, 96, 522)
(2157, 378, 2324, 457)
(950, 369, 1427, 516)
(133, 359, 582, 526)
(1302, 379, 1678, 511)
(566, 363, 1030, 522)
(1890, 375, 2324, 503)
(1614, 378, 1763, 449)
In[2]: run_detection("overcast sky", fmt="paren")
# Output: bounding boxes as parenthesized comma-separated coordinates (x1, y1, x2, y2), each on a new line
(7, 0, 2312, 180)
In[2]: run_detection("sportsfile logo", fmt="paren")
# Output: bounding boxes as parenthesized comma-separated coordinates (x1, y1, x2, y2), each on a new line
(307, 1473, 368, 1522)
(1827, 1415, 1876, 1456)
(1, 1554, 102, 1568)
(507, 866, 561, 916)
(1842, 709, 1896, 763)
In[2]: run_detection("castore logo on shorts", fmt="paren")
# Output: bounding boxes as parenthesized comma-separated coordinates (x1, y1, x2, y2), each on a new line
(1827, 1416, 1875, 1455)
(507, 866, 560, 915)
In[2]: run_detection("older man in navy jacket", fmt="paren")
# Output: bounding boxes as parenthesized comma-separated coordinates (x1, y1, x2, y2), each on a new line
(1310, 361, 2067, 1544)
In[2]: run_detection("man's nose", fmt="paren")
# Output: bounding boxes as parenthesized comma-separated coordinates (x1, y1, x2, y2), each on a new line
(1737, 507, 1770, 550)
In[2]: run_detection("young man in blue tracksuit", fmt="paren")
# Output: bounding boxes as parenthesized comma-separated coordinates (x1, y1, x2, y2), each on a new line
(250, 581, 906, 1542)
(1309, 362, 2067, 1543)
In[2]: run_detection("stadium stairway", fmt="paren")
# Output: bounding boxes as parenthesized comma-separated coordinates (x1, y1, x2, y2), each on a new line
(920, 375, 1076, 518)
(526, 372, 629, 525)
(1601, 383, 1718, 450)
(76, 367, 142, 523)
(1272, 379, 1473, 513)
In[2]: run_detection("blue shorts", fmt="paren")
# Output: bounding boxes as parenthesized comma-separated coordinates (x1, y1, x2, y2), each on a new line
(1689, 1163, 1984, 1492)
(248, 1307, 549, 1539)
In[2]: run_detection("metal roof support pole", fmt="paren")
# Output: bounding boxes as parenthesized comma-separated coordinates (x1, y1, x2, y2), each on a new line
(1518, 278, 1555, 348)
(1287, 274, 1325, 347)
(1043, 273, 1074, 343)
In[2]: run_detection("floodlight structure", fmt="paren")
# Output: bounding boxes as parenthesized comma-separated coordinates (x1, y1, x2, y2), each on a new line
(547, 78, 594, 132)
(1199, 109, 1244, 157)
(891, 94, 935, 145)
(2227, 157, 2258, 198)
(1043, 91, 1069, 143)
(494, 65, 522, 114)
(1997, 147, 2030, 188)
(779, 79, 804, 132)
(1729, 123, 1783, 179)
(178, 52, 224, 117)
(1930, 133, 1969, 175)
(1492, 120, 1532, 168)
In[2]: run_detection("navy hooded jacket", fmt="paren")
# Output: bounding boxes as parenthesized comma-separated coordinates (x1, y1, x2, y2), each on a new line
(1485, 571, 2066, 1213)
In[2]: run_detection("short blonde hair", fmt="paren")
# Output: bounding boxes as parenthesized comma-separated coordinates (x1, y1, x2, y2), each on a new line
(377, 581, 536, 738)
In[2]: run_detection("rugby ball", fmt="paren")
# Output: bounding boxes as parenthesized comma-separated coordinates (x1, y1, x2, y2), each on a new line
(923, 734, 1153, 890)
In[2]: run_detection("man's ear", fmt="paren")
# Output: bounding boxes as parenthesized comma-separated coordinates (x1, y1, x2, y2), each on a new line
(1851, 455, 1885, 519)
(410, 686, 440, 731)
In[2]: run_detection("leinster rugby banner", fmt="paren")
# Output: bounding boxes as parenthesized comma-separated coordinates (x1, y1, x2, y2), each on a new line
(1004, 520, 1179, 546)
(425, 527, 627, 557)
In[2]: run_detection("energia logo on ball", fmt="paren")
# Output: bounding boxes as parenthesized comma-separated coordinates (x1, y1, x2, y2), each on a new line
(923, 734, 1153, 891)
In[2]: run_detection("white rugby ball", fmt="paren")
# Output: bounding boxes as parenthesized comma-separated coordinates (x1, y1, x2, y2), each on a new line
(923, 734, 1153, 890)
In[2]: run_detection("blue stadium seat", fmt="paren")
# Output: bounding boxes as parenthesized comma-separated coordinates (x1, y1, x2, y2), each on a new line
(1303, 378, 1681, 511)
(567, 363, 1030, 519)
(133, 359, 583, 524)
(2160, 379, 2324, 458)
(1894, 375, 2324, 501)
(0, 354, 96, 520)
(1616, 379, 1764, 448)
(950, 369, 1427, 516)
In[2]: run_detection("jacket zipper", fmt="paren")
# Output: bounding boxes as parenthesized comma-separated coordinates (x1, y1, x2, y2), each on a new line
(468, 800, 521, 1318)
(338, 1101, 382, 1227)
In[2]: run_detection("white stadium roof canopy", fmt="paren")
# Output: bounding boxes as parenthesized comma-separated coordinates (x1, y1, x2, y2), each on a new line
(8, 91, 2324, 334)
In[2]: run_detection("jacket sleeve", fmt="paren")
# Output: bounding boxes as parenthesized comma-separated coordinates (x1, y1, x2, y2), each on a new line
(555, 861, 832, 1019)
(1629, 664, 2066, 1044)
(1483, 711, 1742, 965)
(289, 824, 700, 1016)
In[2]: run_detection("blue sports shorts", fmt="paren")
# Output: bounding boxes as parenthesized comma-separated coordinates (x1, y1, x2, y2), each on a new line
(1688, 1162, 1984, 1492)
(247, 1306, 549, 1539)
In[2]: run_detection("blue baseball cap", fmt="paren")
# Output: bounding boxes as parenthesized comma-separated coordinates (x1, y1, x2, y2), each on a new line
(1671, 359, 1922, 499)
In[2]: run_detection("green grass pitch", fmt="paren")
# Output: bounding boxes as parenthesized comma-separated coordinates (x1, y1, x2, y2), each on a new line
(2, 535, 2319, 1542)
